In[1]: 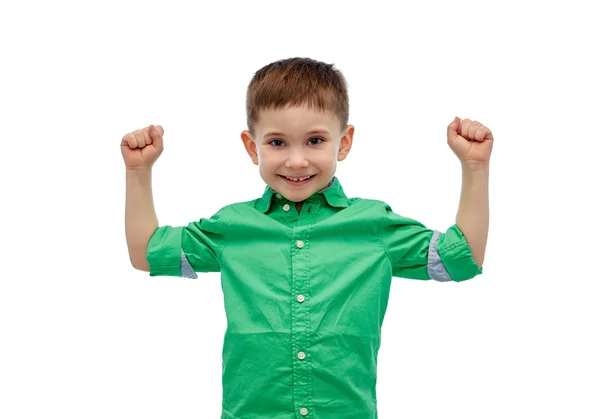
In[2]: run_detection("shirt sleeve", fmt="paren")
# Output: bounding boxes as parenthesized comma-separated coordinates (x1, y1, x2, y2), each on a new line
(380, 202, 483, 282)
(146, 209, 226, 278)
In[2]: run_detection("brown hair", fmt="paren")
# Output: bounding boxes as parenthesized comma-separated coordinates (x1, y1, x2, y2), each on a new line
(245, 57, 349, 136)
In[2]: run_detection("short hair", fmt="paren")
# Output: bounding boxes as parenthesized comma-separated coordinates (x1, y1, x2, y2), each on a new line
(245, 57, 349, 136)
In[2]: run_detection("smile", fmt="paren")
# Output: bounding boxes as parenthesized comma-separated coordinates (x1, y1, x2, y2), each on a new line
(285, 175, 312, 181)
(278, 174, 316, 184)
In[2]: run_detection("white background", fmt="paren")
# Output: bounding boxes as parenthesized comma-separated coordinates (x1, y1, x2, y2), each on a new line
(1, 0, 598, 418)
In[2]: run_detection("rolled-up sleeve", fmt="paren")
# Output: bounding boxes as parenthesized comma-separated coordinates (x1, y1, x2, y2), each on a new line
(146, 210, 225, 278)
(380, 203, 482, 282)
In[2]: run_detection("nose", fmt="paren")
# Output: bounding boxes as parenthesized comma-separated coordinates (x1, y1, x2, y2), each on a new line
(285, 148, 309, 169)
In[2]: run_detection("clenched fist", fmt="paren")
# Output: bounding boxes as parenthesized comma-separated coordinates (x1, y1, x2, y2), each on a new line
(447, 117, 493, 166)
(121, 124, 164, 170)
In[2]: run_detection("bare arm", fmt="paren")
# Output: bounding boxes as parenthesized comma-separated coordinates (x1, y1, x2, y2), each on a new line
(455, 163, 489, 269)
(121, 124, 164, 271)
(125, 167, 158, 271)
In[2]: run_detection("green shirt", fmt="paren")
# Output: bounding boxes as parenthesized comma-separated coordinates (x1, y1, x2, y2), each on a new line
(146, 176, 483, 418)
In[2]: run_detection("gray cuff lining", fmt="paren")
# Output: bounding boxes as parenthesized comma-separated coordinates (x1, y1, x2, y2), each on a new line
(180, 249, 198, 279)
(427, 230, 452, 282)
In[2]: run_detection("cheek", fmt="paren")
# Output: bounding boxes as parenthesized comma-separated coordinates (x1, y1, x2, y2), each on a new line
(257, 151, 279, 168)
(317, 147, 339, 164)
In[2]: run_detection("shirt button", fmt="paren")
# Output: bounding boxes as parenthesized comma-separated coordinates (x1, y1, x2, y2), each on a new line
(296, 240, 304, 248)
(297, 294, 305, 303)
(298, 351, 306, 360)
(300, 407, 309, 416)
(283, 204, 290, 212)
(276, 193, 282, 199)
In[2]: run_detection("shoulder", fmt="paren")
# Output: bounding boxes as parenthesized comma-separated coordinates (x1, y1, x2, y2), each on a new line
(340, 197, 393, 225)
(347, 196, 424, 227)
(348, 194, 410, 214)
(201, 198, 263, 220)
(347, 196, 390, 212)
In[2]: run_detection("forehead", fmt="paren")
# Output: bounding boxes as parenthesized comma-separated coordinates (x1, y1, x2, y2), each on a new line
(256, 104, 340, 134)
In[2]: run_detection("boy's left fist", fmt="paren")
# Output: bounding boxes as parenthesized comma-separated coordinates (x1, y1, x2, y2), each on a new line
(447, 117, 494, 166)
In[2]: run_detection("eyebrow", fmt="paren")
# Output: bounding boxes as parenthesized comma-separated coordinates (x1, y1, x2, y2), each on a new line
(263, 129, 329, 138)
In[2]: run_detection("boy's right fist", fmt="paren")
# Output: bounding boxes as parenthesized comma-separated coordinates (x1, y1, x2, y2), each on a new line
(121, 124, 165, 170)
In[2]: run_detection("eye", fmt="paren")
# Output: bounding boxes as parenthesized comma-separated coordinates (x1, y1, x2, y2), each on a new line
(309, 137, 324, 145)
(267, 137, 324, 148)
(268, 139, 285, 147)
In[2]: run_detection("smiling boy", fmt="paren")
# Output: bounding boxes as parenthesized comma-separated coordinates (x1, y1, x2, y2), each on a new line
(241, 104, 353, 214)
(123, 57, 492, 418)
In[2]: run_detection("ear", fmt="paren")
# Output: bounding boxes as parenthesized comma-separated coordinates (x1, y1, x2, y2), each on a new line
(337, 125, 354, 162)
(241, 130, 259, 165)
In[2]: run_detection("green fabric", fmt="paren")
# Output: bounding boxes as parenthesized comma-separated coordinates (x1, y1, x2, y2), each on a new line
(146, 176, 482, 418)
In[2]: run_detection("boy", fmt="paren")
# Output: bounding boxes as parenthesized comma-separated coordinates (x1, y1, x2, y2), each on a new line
(122, 57, 492, 418)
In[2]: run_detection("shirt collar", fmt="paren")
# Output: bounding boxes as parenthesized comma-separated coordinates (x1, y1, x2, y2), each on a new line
(256, 176, 348, 213)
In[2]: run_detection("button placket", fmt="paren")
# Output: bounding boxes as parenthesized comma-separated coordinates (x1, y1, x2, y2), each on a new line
(291, 230, 312, 416)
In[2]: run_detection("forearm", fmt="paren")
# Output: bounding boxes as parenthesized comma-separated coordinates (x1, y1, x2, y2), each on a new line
(125, 168, 159, 270)
(455, 163, 489, 268)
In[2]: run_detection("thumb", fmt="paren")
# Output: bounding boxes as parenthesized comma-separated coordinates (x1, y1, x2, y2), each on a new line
(447, 116, 461, 140)
(149, 124, 164, 148)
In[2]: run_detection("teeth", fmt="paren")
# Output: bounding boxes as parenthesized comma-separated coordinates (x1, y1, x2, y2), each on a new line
(286, 175, 311, 181)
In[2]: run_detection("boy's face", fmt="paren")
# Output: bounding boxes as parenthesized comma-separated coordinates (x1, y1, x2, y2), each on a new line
(241, 104, 354, 203)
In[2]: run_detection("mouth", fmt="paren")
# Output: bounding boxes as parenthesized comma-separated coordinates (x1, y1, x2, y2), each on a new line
(278, 174, 317, 185)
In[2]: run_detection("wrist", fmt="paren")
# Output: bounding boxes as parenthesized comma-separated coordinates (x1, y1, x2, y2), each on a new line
(126, 166, 152, 173)
(461, 161, 489, 172)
